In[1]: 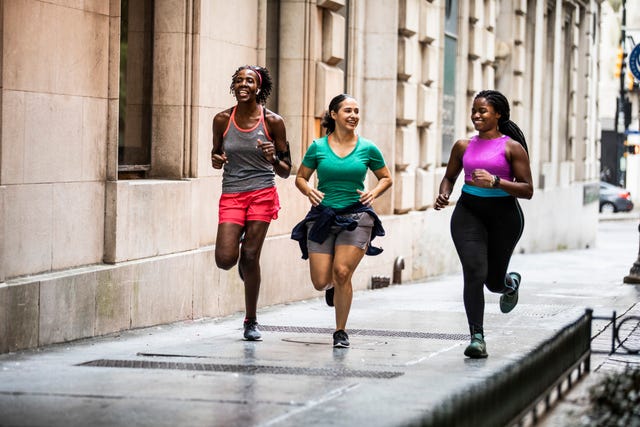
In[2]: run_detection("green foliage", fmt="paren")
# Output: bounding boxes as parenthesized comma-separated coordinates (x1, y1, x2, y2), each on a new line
(608, 0, 622, 13)
(584, 367, 640, 426)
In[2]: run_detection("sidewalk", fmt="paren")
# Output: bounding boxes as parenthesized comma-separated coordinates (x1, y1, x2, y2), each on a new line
(0, 219, 639, 427)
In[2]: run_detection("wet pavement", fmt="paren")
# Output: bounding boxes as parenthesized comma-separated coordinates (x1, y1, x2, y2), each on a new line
(0, 217, 639, 427)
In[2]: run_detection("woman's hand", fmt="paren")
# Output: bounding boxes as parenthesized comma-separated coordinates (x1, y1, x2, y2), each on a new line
(361, 166, 392, 206)
(471, 169, 494, 187)
(357, 189, 375, 206)
(434, 193, 450, 210)
(257, 139, 277, 164)
(305, 188, 324, 206)
(211, 153, 228, 169)
(295, 164, 324, 206)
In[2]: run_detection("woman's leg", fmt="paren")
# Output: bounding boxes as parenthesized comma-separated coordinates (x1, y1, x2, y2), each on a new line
(451, 204, 491, 358)
(485, 200, 525, 294)
(451, 203, 489, 334)
(307, 252, 334, 291)
(215, 222, 244, 270)
(238, 220, 270, 319)
(332, 245, 366, 331)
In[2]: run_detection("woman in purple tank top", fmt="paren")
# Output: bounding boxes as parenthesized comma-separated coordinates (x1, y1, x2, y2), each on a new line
(434, 90, 533, 358)
(211, 66, 292, 341)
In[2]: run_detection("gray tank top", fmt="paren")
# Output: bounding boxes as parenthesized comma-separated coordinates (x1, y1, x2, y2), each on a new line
(221, 106, 276, 193)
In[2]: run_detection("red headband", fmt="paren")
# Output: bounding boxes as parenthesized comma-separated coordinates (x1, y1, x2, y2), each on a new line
(251, 67, 262, 87)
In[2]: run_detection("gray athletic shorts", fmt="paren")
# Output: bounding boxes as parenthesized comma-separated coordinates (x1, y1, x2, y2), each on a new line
(306, 212, 374, 255)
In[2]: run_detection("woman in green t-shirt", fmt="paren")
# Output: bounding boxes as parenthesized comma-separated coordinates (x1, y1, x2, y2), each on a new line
(293, 94, 392, 348)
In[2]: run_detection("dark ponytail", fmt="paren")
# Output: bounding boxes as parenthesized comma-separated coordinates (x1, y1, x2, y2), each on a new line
(321, 94, 354, 135)
(475, 90, 528, 155)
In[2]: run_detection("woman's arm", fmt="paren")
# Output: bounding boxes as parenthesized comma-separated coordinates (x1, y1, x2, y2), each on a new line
(295, 164, 324, 206)
(211, 111, 231, 169)
(358, 166, 392, 206)
(500, 141, 534, 199)
(434, 139, 466, 210)
(264, 111, 292, 179)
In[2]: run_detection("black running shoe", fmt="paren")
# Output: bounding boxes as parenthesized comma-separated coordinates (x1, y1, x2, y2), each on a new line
(500, 272, 521, 313)
(243, 319, 262, 341)
(332, 330, 350, 348)
(325, 287, 335, 307)
(464, 333, 488, 358)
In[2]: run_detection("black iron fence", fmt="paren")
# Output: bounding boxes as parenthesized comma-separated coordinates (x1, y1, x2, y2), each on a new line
(413, 309, 593, 427)
(592, 311, 640, 355)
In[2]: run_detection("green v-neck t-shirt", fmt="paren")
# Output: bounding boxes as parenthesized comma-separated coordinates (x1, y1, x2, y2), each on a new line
(301, 135, 386, 209)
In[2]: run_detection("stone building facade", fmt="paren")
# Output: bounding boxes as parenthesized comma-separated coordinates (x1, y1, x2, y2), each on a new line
(0, 0, 602, 353)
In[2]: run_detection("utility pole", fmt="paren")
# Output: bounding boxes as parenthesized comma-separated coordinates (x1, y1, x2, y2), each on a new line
(621, 0, 640, 285)
(616, 0, 640, 285)
(615, 0, 629, 187)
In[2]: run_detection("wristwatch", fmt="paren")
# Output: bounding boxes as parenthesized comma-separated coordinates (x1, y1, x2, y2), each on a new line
(492, 175, 501, 187)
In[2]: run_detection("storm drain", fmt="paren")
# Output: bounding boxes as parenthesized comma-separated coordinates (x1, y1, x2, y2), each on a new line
(78, 359, 403, 379)
(260, 325, 467, 341)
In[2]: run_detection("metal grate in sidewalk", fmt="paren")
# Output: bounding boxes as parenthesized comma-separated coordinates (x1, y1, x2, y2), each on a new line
(77, 359, 403, 379)
(259, 325, 467, 341)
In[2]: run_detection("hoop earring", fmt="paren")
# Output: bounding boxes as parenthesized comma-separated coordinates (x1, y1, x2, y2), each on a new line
(256, 89, 261, 95)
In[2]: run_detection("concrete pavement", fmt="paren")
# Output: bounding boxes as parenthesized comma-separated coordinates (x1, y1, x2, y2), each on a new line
(0, 216, 639, 427)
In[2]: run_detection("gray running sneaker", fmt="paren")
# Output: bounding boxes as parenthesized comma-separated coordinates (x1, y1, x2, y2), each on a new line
(464, 333, 488, 358)
(243, 319, 262, 341)
(332, 330, 350, 348)
(500, 272, 521, 313)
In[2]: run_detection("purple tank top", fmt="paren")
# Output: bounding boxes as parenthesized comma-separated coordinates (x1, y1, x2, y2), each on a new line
(463, 135, 513, 182)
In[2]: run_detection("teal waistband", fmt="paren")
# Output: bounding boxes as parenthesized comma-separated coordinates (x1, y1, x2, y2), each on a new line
(462, 183, 510, 197)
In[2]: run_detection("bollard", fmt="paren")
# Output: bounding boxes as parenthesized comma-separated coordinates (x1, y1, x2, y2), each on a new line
(623, 223, 640, 284)
(392, 256, 405, 284)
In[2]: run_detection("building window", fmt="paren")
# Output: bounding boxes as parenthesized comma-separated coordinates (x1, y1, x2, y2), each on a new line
(337, 0, 349, 90)
(118, 0, 154, 179)
(442, 0, 458, 164)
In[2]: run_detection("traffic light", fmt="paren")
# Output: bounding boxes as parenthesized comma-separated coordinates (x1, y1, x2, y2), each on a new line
(624, 139, 640, 156)
(626, 144, 640, 155)
(615, 46, 624, 78)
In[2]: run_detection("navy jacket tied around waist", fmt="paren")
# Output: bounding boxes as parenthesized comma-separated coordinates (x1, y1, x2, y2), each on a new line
(290, 202, 385, 260)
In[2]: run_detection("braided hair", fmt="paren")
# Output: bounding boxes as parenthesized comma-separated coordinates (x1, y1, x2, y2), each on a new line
(474, 90, 528, 155)
(229, 65, 273, 105)
(321, 94, 355, 135)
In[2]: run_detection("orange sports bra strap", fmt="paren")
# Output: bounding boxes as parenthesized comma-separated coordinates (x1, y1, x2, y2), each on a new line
(261, 106, 273, 141)
(222, 106, 236, 138)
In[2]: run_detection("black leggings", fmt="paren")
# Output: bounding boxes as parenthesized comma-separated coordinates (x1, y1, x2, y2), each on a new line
(451, 192, 524, 334)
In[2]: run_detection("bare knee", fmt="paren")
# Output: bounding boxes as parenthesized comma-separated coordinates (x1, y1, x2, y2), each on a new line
(215, 257, 236, 270)
(311, 280, 331, 291)
(332, 265, 352, 286)
(215, 251, 238, 270)
(309, 271, 333, 291)
(239, 248, 260, 268)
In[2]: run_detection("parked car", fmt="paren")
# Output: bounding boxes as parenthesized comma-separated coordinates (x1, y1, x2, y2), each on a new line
(599, 181, 634, 213)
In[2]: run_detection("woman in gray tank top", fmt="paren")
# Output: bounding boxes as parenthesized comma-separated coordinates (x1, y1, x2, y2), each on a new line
(211, 65, 291, 341)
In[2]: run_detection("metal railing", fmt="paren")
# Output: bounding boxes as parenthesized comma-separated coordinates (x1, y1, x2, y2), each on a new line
(413, 309, 593, 427)
(592, 311, 640, 355)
